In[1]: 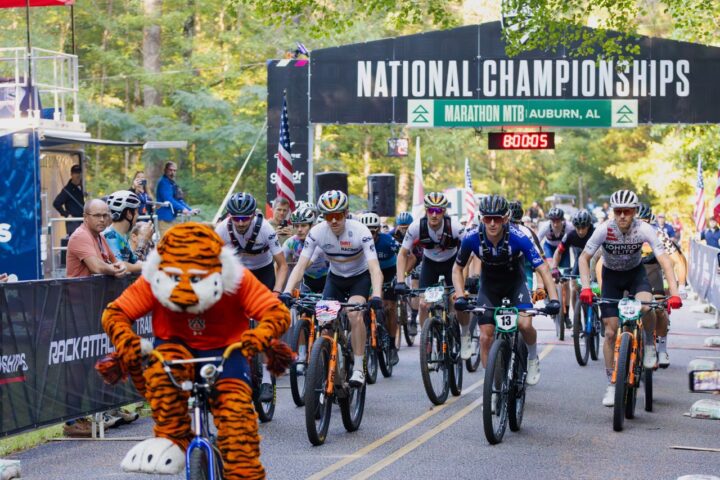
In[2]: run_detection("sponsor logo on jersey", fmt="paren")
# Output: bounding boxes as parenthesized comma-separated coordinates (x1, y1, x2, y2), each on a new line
(603, 242, 642, 255)
(606, 228, 618, 241)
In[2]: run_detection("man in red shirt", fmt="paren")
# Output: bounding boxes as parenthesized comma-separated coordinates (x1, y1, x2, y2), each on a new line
(66, 199, 127, 278)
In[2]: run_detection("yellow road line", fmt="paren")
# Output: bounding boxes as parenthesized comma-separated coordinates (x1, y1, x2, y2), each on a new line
(348, 344, 555, 480)
(307, 344, 555, 480)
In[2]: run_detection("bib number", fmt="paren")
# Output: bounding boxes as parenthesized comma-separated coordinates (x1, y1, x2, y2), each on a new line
(494, 307, 519, 332)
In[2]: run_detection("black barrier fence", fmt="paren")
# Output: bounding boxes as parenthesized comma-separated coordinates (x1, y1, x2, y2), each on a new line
(689, 240, 720, 310)
(0, 275, 152, 437)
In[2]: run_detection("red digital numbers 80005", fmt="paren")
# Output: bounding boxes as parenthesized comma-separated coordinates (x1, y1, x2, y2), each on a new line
(488, 132, 555, 150)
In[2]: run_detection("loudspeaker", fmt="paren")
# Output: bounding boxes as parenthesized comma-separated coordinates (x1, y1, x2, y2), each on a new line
(368, 173, 396, 217)
(315, 172, 348, 201)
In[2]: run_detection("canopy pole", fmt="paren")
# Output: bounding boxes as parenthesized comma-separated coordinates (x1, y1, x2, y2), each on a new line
(25, 0, 35, 114)
(24, 0, 31, 54)
(70, 4, 76, 55)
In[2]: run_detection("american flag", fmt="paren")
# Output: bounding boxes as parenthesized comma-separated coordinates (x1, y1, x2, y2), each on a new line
(276, 92, 295, 210)
(714, 158, 720, 223)
(464, 158, 476, 222)
(694, 155, 706, 232)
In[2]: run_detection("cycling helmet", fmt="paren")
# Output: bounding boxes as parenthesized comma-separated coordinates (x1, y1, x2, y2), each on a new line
(609, 189, 639, 209)
(508, 201, 523, 222)
(317, 190, 349, 213)
(396, 211, 413, 226)
(359, 212, 381, 229)
(424, 192, 449, 209)
(547, 207, 564, 220)
(637, 203, 652, 221)
(106, 190, 141, 221)
(572, 210, 593, 228)
(227, 192, 257, 216)
(290, 205, 317, 225)
(478, 194, 509, 216)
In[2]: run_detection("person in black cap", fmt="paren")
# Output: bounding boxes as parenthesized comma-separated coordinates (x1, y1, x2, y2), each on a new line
(53, 164, 85, 236)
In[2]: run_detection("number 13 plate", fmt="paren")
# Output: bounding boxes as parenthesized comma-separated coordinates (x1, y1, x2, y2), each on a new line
(494, 307, 519, 332)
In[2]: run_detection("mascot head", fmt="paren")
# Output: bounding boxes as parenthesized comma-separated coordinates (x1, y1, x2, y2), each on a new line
(143, 222, 242, 313)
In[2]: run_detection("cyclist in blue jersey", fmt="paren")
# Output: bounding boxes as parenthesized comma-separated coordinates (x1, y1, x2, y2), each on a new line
(360, 212, 400, 366)
(283, 205, 328, 294)
(452, 195, 560, 386)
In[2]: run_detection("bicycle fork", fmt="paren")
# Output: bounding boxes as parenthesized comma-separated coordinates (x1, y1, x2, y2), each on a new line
(325, 333, 338, 396)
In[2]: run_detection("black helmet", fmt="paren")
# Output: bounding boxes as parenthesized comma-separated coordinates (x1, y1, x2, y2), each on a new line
(508, 201, 523, 222)
(478, 194, 509, 216)
(637, 203, 652, 221)
(547, 207, 564, 220)
(227, 192, 257, 216)
(572, 210, 593, 228)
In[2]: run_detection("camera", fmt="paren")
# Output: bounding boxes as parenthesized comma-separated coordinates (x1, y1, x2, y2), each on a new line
(689, 370, 720, 392)
(140, 179, 147, 187)
(280, 220, 289, 228)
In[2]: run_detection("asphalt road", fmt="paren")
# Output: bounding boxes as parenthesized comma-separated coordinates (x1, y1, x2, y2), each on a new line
(10, 298, 720, 480)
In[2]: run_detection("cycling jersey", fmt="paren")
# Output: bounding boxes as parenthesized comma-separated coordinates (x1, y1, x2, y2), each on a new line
(215, 216, 282, 270)
(301, 219, 377, 277)
(283, 235, 329, 279)
(103, 226, 138, 264)
(401, 216, 465, 262)
(583, 219, 664, 271)
(538, 220, 574, 247)
(374, 232, 398, 270)
(456, 224, 544, 280)
(391, 227, 422, 262)
(516, 223, 544, 258)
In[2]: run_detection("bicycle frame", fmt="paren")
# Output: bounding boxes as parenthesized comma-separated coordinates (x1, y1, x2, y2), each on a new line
(317, 303, 366, 398)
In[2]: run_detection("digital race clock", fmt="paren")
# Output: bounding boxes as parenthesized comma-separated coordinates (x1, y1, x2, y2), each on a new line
(487, 132, 555, 150)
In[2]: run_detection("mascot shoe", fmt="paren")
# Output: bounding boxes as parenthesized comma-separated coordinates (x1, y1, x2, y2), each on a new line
(121, 438, 185, 474)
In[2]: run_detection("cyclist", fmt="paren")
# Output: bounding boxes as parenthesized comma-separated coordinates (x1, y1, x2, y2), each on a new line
(280, 190, 384, 387)
(282, 204, 328, 294)
(538, 207, 574, 270)
(550, 209, 595, 323)
(215, 192, 289, 401)
(395, 193, 468, 355)
(453, 195, 560, 384)
(391, 211, 421, 334)
(104, 190, 152, 274)
(509, 200, 544, 291)
(360, 211, 400, 365)
(578, 190, 683, 406)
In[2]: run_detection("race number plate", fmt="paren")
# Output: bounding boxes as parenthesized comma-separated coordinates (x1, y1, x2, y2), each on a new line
(315, 300, 341, 326)
(494, 307, 519, 332)
(618, 298, 642, 323)
(423, 286, 445, 304)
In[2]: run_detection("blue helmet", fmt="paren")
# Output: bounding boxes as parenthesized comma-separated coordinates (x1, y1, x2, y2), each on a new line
(396, 212, 413, 226)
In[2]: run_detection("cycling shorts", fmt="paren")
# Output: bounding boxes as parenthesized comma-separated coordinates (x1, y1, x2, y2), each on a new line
(323, 270, 371, 302)
(250, 262, 275, 291)
(475, 272, 532, 326)
(381, 267, 397, 301)
(543, 243, 570, 269)
(302, 274, 327, 295)
(644, 263, 664, 295)
(419, 256, 455, 288)
(600, 264, 651, 318)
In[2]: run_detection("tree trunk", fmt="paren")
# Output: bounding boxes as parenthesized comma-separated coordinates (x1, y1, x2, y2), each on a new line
(143, 0, 162, 107)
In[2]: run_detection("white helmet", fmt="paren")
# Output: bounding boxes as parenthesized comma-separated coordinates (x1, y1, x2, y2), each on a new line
(609, 189, 639, 209)
(107, 190, 141, 221)
(359, 212, 381, 229)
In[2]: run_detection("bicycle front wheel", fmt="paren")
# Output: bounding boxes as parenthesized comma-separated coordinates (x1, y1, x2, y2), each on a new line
(365, 330, 378, 384)
(187, 445, 222, 480)
(508, 339, 528, 432)
(419, 317, 449, 405)
(572, 299, 589, 366)
(448, 317, 463, 397)
(465, 315, 482, 373)
(289, 319, 311, 406)
(304, 337, 333, 446)
(555, 284, 565, 341)
(252, 355, 276, 423)
(483, 339, 510, 444)
(613, 332, 632, 432)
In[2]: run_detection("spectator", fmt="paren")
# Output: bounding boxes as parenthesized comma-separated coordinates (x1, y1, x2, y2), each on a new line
(155, 161, 198, 237)
(103, 190, 154, 274)
(671, 213, 683, 242)
(656, 213, 676, 239)
(701, 216, 720, 248)
(528, 201, 544, 221)
(585, 195, 597, 211)
(129, 221, 154, 261)
(601, 201, 610, 215)
(52, 164, 85, 236)
(129, 171, 153, 217)
(268, 197, 294, 245)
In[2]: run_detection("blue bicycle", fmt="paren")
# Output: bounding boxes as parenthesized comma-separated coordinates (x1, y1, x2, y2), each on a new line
(572, 283, 603, 366)
(151, 342, 245, 480)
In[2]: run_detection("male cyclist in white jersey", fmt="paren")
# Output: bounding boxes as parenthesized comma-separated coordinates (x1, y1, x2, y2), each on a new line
(578, 190, 682, 406)
(395, 193, 469, 355)
(281, 190, 384, 387)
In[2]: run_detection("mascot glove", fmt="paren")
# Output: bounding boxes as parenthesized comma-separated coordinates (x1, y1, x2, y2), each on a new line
(580, 288, 595, 305)
(239, 329, 265, 358)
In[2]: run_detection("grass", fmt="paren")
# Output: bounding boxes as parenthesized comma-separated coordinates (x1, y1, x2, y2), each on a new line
(0, 424, 64, 457)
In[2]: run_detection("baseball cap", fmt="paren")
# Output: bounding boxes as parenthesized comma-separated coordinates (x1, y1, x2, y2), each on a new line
(71, 164, 82, 174)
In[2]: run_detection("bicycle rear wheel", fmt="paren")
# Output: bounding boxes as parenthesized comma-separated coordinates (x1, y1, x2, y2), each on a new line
(483, 339, 510, 444)
(339, 350, 366, 432)
(613, 332, 632, 432)
(402, 298, 417, 347)
(376, 319, 394, 378)
(555, 284, 565, 341)
(304, 337, 333, 446)
(252, 355, 276, 423)
(448, 317, 463, 397)
(589, 308, 601, 361)
(419, 317, 449, 405)
(465, 316, 482, 372)
(572, 300, 590, 366)
(289, 319, 311, 407)
(644, 367, 653, 412)
(364, 330, 378, 384)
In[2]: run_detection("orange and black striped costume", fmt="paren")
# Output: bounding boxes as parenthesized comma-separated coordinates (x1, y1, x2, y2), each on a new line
(102, 223, 290, 480)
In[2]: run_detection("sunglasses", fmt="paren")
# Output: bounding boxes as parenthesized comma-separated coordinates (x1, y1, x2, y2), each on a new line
(325, 211, 346, 222)
(232, 215, 253, 222)
(482, 215, 505, 224)
(426, 207, 445, 216)
(613, 208, 635, 217)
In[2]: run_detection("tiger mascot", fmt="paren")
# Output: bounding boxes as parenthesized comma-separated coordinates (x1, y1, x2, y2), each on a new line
(98, 223, 291, 479)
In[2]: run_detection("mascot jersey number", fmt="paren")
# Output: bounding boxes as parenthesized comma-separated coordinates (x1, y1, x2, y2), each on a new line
(99, 223, 291, 479)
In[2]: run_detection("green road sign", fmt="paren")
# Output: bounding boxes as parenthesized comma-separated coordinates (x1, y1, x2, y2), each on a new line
(407, 99, 638, 128)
